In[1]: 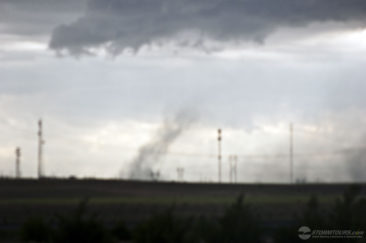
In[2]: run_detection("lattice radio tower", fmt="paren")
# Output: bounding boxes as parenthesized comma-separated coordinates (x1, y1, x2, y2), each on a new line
(289, 123, 294, 184)
(38, 119, 45, 178)
(15, 147, 21, 178)
(217, 129, 222, 183)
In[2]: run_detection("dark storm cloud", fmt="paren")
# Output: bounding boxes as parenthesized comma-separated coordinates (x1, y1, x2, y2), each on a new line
(0, 0, 86, 37)
(49, 0, 366, 55)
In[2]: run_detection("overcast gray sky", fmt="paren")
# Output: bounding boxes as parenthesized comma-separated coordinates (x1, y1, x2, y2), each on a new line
(1, 0, 366, 182)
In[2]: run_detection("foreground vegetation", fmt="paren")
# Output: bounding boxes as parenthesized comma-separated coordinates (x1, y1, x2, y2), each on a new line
(1, 185, 365, 243)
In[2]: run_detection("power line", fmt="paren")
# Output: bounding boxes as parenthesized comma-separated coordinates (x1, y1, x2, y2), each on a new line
(162, 148, 365, 159)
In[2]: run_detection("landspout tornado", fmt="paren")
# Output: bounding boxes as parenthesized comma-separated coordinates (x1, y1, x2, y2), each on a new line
(128, 111, 194, 180)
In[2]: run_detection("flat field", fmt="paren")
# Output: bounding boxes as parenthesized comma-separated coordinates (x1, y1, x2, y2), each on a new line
(0, 179, 364, 228)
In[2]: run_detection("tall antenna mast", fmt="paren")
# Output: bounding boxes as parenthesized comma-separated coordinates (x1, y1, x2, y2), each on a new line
(289, 123, 294, 184)
(229, 155, 232, 183)
(177, 167, 184, 182)
(229, 155, 238, 183)
(15, 147, 21, 178)
(217, 129, 222, 183)
(38, 119, 45, 179)
(233, 155, 237, 183)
